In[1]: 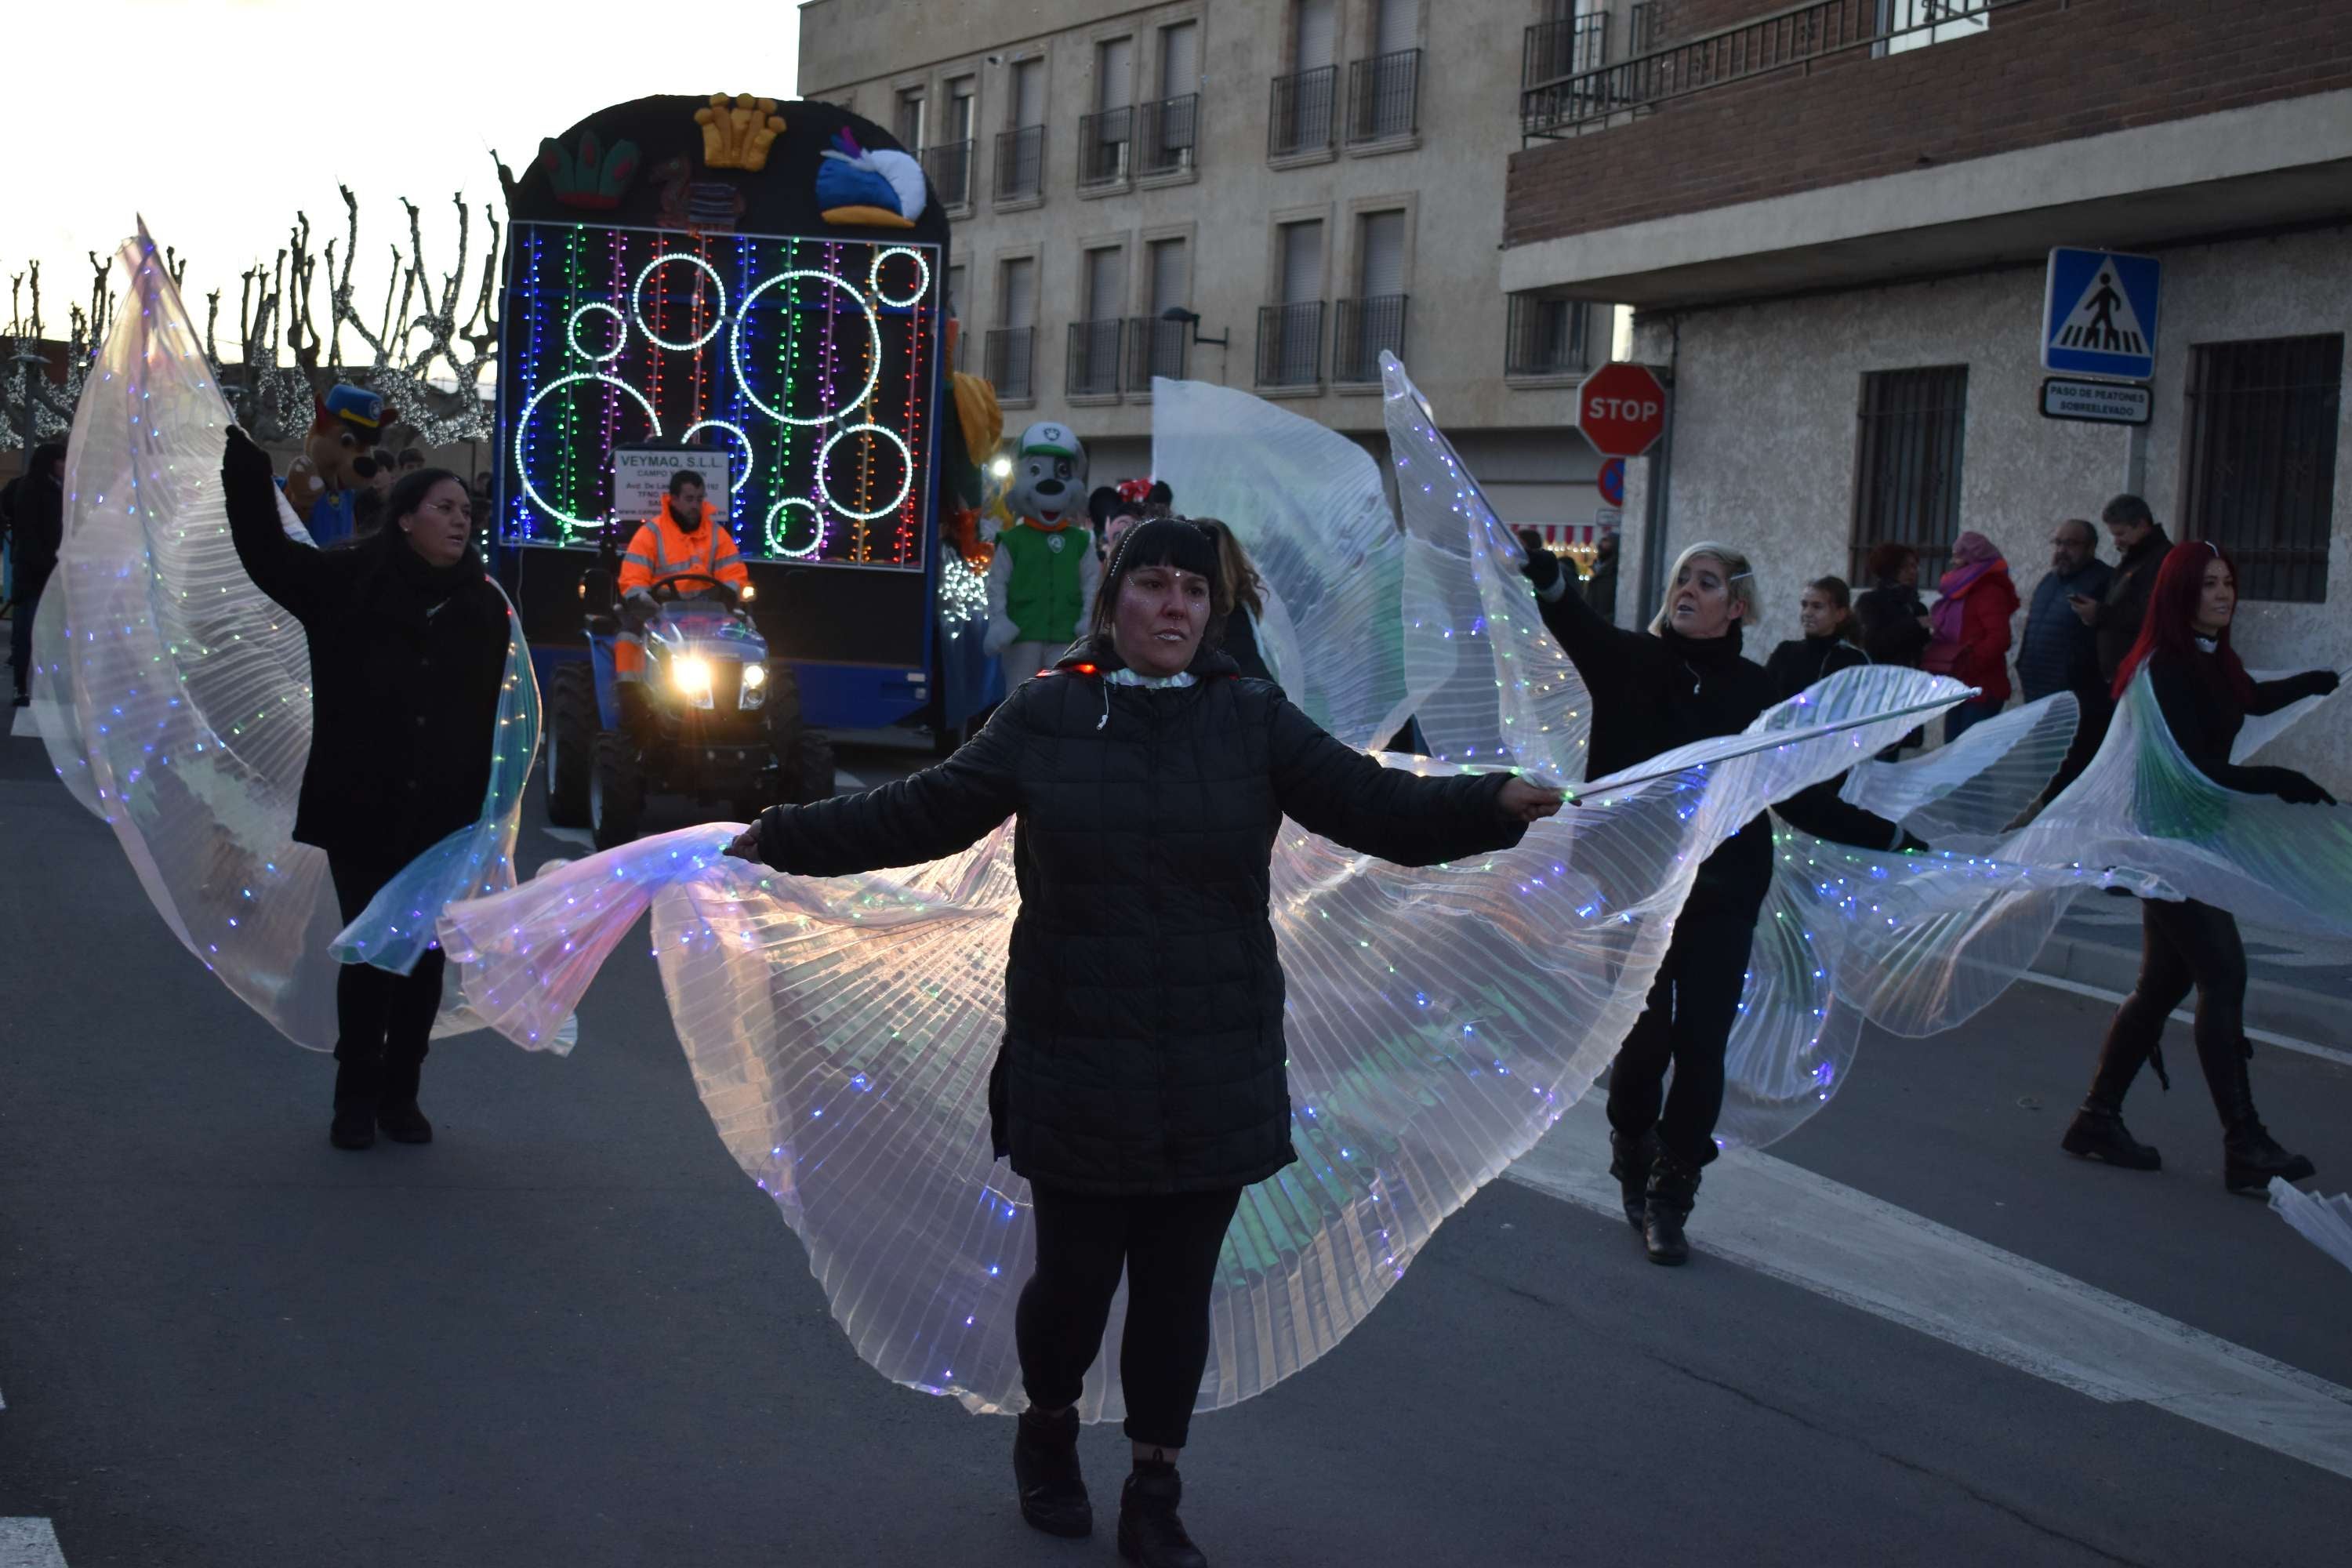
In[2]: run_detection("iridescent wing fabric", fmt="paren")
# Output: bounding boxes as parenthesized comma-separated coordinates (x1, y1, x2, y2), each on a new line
(31, 227, 540, 1046)
(442, 645, 1966, 1427)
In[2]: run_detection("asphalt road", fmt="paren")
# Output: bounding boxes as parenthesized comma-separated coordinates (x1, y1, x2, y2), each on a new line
(4, 721, 2350, 1567)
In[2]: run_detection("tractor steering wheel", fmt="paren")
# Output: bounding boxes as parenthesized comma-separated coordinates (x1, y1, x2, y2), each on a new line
(649, 572, 737, 605)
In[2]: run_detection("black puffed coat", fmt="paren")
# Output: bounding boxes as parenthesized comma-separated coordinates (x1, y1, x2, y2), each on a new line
(753, 636, 1528, 1196)
(222, 434, 509, 863)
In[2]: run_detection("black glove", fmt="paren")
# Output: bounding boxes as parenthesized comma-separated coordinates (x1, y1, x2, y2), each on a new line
(2294, 670, 2342, 701)
(2274, 772, 2336, 807)
(220, 426, 279, 521)
(1514, 528, 1562, 593)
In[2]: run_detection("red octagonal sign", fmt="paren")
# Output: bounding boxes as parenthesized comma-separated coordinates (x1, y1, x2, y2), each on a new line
(1573, 362, 1668, 458)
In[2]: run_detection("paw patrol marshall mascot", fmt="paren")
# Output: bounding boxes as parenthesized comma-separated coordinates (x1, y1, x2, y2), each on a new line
(983, 421, 1098, 692)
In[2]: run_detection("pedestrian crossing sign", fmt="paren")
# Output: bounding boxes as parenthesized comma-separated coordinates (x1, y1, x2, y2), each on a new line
(2042, 248, 2161, 381)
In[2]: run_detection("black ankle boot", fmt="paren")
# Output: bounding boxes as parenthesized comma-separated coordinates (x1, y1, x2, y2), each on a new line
(2060, 1106, 2161, 1171)
(376, 1057, 433, 1145)
(1118, 1465, 1206, 1568)
(1609, 1128, 1657, 1232)
(1012, 1406, 1091, 1538)
(1642, 1146, 1702, 1266)
(330, 1059, 378, 1150)
(2202, 1039, 2316, 1196)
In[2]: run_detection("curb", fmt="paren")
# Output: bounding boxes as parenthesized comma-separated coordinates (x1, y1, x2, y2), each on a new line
(2027, 936, 2341, 1047)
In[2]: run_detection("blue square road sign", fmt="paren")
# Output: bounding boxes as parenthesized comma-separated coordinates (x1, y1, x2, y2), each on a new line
(2043, 248, 2160, 381)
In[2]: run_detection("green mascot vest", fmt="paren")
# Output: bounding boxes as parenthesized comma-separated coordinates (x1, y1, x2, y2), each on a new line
(1000, 521, 1087, 644)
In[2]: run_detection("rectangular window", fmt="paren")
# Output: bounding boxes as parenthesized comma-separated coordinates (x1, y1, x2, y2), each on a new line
(1143, 22, 1202, 175)
(947, 77, 975, 141)
(1130, 238, 1190, 390)
(1084, 246, 1127, 322)
(1505, 296, 1590, 379)
(988, 256, 1038, 400)
(999, 257, 1036, 328)
(1850, 365, 1969, 583)
(924, 79, 976, 209)
(1011, 58, 1045, 128)
(1338, 211, 1408, 383)
(997, 60, 1047, 203)
(2183, 334, 2342, 603)
(1272, 0, 1340, 158)
(894, 88, 925, 151)
(1083, 38, 1137, 187)
(1280, 219, 1324, 304)
(1071, 247, 1127, 395)
(1159, 21, 1200, 97)
(1878, 0, 1992, 56)
(1260, 221, 1327, 389)
(1148, 238, 1189, 318)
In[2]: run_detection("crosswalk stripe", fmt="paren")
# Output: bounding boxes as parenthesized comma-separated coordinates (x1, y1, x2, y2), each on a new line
(1508, 1099, 2352, 1480)
(0, 1519, 67, 1568)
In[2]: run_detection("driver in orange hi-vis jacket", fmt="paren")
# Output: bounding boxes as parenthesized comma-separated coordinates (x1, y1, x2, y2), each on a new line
(615, 469, 751, 680)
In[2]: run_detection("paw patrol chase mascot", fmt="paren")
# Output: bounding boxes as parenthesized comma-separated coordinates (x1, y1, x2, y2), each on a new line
(983, 421, 1098, 693)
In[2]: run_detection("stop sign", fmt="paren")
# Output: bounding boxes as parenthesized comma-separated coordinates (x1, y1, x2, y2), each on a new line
(1573, 363, 1668, 458)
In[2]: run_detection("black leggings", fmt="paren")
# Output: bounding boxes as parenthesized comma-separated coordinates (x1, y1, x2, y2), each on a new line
(1016, 1184, 1244, 1450)
(2085, 898, 2250, 1122)
(328, 851, 445, 1083)
(1606, 897, 1755, 1169)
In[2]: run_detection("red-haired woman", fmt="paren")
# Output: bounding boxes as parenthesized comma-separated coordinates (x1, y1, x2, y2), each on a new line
(2061, 541, 2338, 1192)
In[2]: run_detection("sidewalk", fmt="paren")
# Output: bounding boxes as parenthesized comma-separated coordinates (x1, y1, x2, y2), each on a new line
(2029, 902, 2352, 1047)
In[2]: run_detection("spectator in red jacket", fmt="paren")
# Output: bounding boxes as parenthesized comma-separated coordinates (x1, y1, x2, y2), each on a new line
(1922, 530, 2019, 742)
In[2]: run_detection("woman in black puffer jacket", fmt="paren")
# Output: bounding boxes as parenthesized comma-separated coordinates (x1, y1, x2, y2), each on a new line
(733, 519, 1559, 1568)
(1517, 533, 1917, 1268)
(221, 428, 509, 1152)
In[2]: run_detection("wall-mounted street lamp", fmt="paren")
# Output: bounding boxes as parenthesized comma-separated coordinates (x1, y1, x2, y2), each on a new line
(1160, 307, 1229, 350)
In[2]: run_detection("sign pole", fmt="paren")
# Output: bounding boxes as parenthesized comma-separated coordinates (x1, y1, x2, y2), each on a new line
(2123, 421, 2147, 495)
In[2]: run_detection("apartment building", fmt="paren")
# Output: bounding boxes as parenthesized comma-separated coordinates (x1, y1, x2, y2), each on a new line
(798, 0, 1616, 541)
(1503, 0, 2352, 781)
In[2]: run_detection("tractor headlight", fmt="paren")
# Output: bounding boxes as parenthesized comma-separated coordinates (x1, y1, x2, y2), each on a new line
(739, 660, 767, 710)
(670, 655, 715, 710)
(739, 583, 757, 604)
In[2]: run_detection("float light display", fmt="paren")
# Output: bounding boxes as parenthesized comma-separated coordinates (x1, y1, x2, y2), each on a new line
(500, 223, 936, 570)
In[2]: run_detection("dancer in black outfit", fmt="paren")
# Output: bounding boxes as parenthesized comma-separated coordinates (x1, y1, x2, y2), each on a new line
(1519, 535, 1919, 1265)
(1765, 575, 1871, 701)
(221, 428, 509, 1150)
(2060, 540, 2336, 1192)
(732, 520, 1560, 1567)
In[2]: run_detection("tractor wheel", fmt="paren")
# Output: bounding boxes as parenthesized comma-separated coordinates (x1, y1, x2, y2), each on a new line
(588, 733, 645, 850)
(544, 663, 597, 828)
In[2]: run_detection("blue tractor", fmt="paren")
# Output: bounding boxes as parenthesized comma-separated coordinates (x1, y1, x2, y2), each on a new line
(543, 525, 835, 848)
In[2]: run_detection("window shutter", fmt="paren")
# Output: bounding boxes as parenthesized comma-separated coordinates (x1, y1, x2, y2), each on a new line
(1281, 221, 1323, 305)
(1012, 59, 1044, 128)
(1098, 38, 1134, 111)
(1149, 240, 1189, 315)
(1159, 22, 1200, 97)
(1002, 258, 1036, 328)
(1374, 0, 1417, 56)
(1085, 249, 1127, 323)
(1295, 0, 1336, 70)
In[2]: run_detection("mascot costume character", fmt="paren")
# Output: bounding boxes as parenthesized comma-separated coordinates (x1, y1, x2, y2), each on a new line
(282, 383, 392, 547)
(983, 421, 1098, 694)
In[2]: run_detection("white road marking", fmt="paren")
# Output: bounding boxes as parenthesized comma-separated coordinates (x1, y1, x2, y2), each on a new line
(1508, 1099, 2352, 1480)
(2020, 971, 2352, 1069)
(0, 1519, 67, 1568)
(9, 708, 38, 739)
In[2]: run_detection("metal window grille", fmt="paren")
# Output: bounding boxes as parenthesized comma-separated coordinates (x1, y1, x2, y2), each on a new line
(1066, 320, 1126, 397)
(1347, 49, 1422, 143)
(1256, 301, 1326, 388)
(985, 327, 1036, 400)
(1334, 295, 1409, 384)
(1079, 107, 1133, 187)
(1504, 296, 1590, 377)
(922, 140, 974, 209)
(994, 125, 1046, 201)
(1520, 14, 1610, 133)
(1849, 365, 1969, 583)
(1138, 95, 1200, 176)
(1126, 318, 1191, 391)
(2183, 334, 2341, 604)
(1268, 67, 1338, 158)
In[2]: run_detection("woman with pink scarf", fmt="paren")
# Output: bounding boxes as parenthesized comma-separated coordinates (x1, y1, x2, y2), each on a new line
(1922, 531, 2019, 741)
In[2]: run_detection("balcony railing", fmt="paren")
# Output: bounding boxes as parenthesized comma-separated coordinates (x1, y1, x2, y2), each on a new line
(1505, 295, 1591, 379)
(1256, 301, 1326, 389)
(985, 326, 1036, 400)
(1521, 0, 2020, 138)
(1268, 65, 1338, 158)
(1137, 94, 1200, 177)
(1067, 318, 1125, 397)
(1520, 13, 1612, 134)
(1347, 49, 1422, 143)
(994, 125, 1046, 201)
(1334, 295, 1409, 384)
(1126, 317, 1190, 390)
(922, 140, 974, 209)
(1079, 107, 1134, 188)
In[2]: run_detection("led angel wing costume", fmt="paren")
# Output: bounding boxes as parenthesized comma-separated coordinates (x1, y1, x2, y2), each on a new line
(31, 228, 541, 1046)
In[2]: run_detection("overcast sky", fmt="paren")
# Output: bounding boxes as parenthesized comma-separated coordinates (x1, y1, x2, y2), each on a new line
(0, 0, 803, 354)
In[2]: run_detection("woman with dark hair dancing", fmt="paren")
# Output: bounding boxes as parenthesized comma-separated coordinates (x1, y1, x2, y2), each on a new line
(2060, 540, 2336, 1192)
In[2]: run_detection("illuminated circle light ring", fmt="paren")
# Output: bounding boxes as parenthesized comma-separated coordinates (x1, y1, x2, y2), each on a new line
(730, 269, 881, 427)
(514, 372, 662, 536)
(868, 247, 931, 310)
(633, 253, 728, 351)
(681, 419, 756, 493)
(764, 496, 829, 560)
(816, 423, 915, 523)
(566, 302, 627, 363)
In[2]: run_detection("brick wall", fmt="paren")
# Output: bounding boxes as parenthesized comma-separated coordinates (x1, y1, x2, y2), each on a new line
(1506, 0, 2352, 249)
